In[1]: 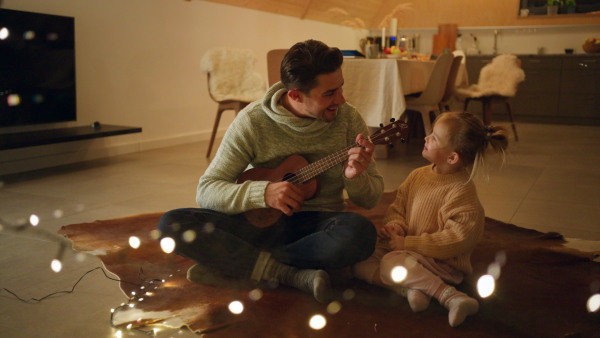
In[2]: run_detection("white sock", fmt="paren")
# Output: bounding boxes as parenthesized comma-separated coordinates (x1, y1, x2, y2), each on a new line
(407, 289, 431, 312)
(439, 287, 479, 327)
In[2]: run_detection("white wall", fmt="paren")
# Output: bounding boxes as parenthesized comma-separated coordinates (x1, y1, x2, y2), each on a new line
(0, 0, 360, 175)
(1, 0, 597, 175)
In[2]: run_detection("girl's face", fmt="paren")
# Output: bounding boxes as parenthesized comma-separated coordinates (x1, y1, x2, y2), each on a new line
(422, 120, 456, 168)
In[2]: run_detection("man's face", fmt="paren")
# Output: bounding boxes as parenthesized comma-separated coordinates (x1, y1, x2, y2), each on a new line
(297, 68, 346, 123)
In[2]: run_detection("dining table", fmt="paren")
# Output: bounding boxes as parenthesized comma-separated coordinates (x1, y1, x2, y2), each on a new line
(341, 57, 468, 128)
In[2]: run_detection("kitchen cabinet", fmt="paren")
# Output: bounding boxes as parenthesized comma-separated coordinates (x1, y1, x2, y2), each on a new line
(464, 54, 600, 125)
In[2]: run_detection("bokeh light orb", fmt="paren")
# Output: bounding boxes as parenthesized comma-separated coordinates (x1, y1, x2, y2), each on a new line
(487, 262, 501, 279)
(23, 30, 35, 40)
(308, 314, 326, 330)
(249, 288, 263, 301)
(182, 229, 196, 243)
(327, 301, 342, 314)
(477, 274, 495, 298)
(129, 236, 141, 249)
(587, 293, 600, 313)
(228, 300, 244, 314)
(51, 259, 62, 273)
(7, 94, 21, 106)
(391, 266, 407, 283)
(29, 214, 40, 226)
(0, 27, 8, 40)
(160, 237, 176, 253)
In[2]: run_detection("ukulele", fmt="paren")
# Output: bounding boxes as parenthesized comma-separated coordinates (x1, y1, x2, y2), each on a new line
(237, 119, 409, 228)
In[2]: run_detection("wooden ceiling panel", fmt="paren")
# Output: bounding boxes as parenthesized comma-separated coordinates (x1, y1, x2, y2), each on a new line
(197, 0, 600, 29)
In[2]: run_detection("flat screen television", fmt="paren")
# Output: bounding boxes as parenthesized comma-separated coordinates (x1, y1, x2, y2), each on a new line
(0, 8, 76, 127)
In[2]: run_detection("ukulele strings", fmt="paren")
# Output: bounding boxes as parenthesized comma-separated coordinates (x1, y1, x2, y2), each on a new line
(281, 126, 396, 186)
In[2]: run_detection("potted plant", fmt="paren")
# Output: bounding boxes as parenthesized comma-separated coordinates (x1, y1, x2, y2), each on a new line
(546, 0, 562, 15)
(565, 0, 576, 14)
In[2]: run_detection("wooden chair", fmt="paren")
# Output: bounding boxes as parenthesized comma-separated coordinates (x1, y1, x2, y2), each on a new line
(438, 55, 464, 113)
(201, 48, 265, 157)
(401, 52, 454, 138)
(266, 49, 288, 87)
(457, 54, 525, 141)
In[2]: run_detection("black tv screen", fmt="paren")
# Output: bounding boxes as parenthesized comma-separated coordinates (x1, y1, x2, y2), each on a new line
(0, 9, 76, 127)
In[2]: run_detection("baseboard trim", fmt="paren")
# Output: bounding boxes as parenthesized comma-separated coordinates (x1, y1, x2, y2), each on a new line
(0, 129, 221, 176)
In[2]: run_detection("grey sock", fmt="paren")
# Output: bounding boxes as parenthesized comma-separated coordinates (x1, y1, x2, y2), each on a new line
(262, 258, 331, 303)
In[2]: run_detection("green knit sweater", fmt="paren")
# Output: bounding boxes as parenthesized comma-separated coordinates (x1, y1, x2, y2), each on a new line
(197, 82, 384, 214)
(383, 164, 485, 275)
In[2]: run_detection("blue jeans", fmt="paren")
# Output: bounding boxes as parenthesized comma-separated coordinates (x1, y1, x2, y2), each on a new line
(157, 208, 376, 279)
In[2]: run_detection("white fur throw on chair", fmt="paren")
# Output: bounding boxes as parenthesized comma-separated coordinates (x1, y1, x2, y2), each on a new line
(456, 54, 525, 99)
(201, 48, 266, 102)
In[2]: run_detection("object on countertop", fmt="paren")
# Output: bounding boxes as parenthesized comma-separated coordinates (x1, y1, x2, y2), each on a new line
(583, 38, 600, 54)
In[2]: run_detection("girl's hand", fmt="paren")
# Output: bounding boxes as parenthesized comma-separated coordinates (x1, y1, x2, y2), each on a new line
(379, 223, 404, 240)
(388, 234, 405, 251)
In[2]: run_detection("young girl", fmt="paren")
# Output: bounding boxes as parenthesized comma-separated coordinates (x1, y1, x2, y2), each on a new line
(354, 111, 509, 327)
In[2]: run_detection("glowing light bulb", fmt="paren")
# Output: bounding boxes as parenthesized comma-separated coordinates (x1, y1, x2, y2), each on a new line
(51, 259, 62, 273)
(128, 236, 141, 249)
(29, 214, 40, 226)
(587, 293, 600, 312)
(228, 300, 244, 314)
(0, 27, 8, 40)
(477, 274, 495, 298)
(391, 266, 407, 283)
(160, 237, 176, 253)
(309, 314, 327, 330)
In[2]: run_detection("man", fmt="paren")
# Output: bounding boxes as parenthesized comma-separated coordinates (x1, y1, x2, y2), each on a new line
(158, 39, 383, 302)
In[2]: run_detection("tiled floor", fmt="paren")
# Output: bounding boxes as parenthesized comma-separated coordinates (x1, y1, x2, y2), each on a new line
(1, 122, 599, 337)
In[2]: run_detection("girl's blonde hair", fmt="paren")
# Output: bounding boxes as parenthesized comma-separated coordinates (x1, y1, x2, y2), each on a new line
(434, 111, 509, 180)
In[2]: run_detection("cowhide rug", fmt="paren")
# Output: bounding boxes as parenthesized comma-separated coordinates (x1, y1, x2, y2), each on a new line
(58, 191, 600, 337)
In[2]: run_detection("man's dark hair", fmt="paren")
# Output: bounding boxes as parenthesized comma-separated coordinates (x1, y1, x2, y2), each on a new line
(280, 39, 343, 94)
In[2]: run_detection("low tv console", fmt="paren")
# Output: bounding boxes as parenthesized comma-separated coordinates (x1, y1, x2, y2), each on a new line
(0, 125, 142, 151)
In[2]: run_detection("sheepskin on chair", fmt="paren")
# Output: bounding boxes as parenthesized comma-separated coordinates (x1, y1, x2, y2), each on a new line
(456, 54, 525, 99)
(200, 48, 266, 102)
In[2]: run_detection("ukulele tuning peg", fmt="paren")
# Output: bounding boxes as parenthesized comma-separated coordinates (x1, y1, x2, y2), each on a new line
(380, 123, 384, 128)
(390, 118, 396, 122)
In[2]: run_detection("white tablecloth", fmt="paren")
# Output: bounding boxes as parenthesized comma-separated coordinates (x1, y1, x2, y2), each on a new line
(341, 58, 467, 127)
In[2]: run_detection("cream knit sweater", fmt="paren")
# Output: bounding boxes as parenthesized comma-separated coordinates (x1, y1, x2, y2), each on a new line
(384, 164, 484, 275)
(197, 82, 384, 214)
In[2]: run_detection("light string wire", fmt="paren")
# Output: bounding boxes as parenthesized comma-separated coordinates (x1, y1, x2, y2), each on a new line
(1, 263, 166, 337)
(0, 216, 167, 337)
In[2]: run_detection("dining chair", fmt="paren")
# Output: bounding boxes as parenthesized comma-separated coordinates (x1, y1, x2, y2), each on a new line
(456, 54, 525, 141)
(438, 55, 463, 113)
(201, 47, 266, 158)
(401, 52, 454, 138)
(267, 49, 289, 87)
(452, 49, 468, 86)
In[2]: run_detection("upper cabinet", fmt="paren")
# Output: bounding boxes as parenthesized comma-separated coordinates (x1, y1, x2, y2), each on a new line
(519, 0, 600, 16)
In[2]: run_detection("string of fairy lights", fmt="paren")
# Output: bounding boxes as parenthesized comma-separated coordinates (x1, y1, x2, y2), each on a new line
(1, 212, 600, 337)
